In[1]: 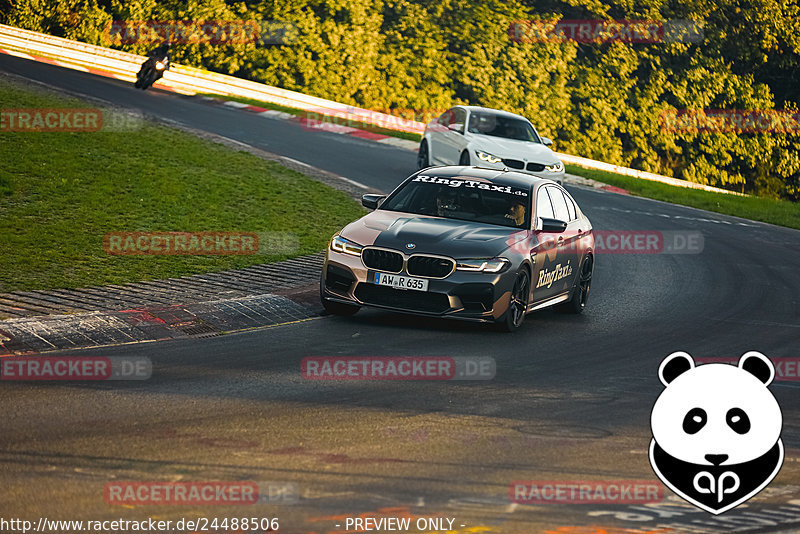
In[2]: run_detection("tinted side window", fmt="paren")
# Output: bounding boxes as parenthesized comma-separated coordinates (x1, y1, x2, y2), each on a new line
(536, 187, 555, 219)
(450, 108, 466, 132)
(548, 187, 570, 222)
(438, 109, 453, 126)
(561, 190, 577, 220)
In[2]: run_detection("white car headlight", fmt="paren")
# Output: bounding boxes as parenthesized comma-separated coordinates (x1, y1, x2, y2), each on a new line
(475, 151, 503, 164)
(330, 235, 363, 256)
(545, 162, 564, 173)
(456, 257, 510, 273)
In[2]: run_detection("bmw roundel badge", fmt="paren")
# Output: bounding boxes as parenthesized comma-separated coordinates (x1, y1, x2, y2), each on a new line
(405, 243, 416, 250)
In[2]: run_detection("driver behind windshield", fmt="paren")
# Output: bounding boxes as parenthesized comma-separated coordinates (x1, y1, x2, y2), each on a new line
(468, 113, 496, 134)
(435, 189, 459, 216)
(468, 112, 538, 142)
(505, 198, 527, 227)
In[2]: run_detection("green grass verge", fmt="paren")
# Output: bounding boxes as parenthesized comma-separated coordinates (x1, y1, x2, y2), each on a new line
(0, 80, 366, 292)
(200, 93, 423, 143)
(565, 164, 800, 230)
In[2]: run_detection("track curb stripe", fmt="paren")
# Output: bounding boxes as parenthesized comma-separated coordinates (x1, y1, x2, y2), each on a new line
(0, 293, 317, 355)
(2, 46, 413, 148)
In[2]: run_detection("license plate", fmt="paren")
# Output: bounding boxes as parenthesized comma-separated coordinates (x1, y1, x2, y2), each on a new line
(373, 272, 429, 291)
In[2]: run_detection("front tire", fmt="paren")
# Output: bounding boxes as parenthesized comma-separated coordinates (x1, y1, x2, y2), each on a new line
(459, 150, 471, 166)
(140, 69, 157, 90)
(135, 66, 144, 88)
(417, 140, 430, 169)
(497, 269, 530, 332)
(557, 255, 593, 314)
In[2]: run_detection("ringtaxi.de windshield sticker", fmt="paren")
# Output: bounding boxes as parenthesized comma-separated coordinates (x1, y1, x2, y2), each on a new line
(413, 175, 529, 196)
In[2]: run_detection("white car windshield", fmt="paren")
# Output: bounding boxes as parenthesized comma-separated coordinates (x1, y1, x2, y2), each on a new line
(467, 112, 541, 143)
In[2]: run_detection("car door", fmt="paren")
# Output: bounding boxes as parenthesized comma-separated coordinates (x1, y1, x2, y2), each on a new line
(428, 109, 453, 164)
(560, 186, 592, 270)
(546, 185, 582, 292)
(529, 185, 577, 303)
(439, 107, 468, 164)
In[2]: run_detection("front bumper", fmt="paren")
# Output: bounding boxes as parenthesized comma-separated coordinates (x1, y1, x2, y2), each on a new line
(321, 249, 518, 322)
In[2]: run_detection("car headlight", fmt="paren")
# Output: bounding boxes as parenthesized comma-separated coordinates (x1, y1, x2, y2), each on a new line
(475, 151, 503, 164)
(456, 257, 510, 273)
(545, 162, 564, 173)
(330, 235, 363, 256)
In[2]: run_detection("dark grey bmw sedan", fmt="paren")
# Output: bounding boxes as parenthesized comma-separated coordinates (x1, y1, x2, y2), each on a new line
(321, 166, 594, 331)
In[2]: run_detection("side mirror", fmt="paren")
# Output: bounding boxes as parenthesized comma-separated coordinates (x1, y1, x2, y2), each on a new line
(541, 136, 553, 147)
(536, 217, 567, 233)
(448, 123, 464, 134)
(362, 194, 386, 210)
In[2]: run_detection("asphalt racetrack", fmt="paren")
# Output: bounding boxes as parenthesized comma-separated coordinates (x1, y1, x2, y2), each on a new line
(1, 54, 799, 534)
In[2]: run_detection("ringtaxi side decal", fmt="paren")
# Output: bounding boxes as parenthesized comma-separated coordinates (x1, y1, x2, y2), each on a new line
(536, 260, 573, 289)
(648, 351, 784, 515)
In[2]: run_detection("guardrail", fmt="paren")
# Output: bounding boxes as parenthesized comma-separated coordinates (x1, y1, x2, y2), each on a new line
(556, 153, 747, 196)
(0, 23, 745, 196)
(0, 24, 423, 133)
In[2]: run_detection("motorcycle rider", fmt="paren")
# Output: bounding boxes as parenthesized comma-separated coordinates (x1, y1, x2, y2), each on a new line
(147, 42, 171, 64)
(136, 41, 171, 88)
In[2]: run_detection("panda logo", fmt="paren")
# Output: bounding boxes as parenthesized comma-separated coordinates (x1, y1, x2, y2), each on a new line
(649, 351, 784, 515)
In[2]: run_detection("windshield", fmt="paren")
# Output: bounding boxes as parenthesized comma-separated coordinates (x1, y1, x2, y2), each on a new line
(467, 111, 541, 142)
(380, 175, 530, 229)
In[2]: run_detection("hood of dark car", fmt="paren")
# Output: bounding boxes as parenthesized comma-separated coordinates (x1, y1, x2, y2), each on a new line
(342, 210, 526, 258)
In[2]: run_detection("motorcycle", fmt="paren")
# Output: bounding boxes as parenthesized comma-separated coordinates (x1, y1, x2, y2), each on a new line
(135, 55, 169, 90)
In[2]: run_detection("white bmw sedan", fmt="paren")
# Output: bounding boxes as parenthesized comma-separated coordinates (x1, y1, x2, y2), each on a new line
(418, 106, 565, 184)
